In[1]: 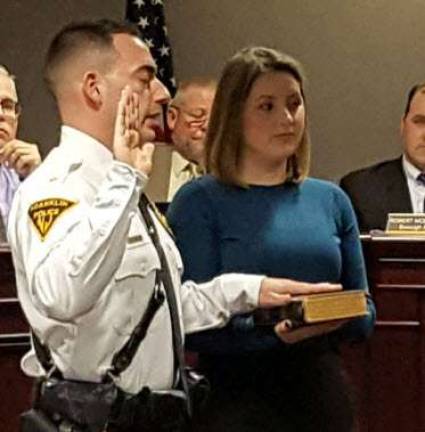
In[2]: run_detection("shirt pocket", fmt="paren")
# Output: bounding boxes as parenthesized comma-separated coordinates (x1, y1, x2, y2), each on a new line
(115, 239, 161, 280)
(113, 240, 161, 336)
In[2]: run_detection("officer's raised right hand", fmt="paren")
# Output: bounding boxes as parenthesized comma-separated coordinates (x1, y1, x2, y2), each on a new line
(113, 85, 155, 176)
(258, 277, 342, 308)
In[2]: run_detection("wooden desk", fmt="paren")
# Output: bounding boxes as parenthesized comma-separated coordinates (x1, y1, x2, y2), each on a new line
(344, 235, 425, 432)
(0, 244, 32, 432)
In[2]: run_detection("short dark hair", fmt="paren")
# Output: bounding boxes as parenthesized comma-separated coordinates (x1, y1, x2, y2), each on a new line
(44, 19, 139, 95)
(205, 46, 310, 186)
(404, 82, 425, 117)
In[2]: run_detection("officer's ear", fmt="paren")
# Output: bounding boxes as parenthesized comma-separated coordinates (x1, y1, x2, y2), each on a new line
(82, 71, 104, 109)
(167, 105, 178, 131)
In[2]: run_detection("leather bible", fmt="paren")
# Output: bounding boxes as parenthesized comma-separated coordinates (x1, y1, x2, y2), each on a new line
(253, 290, 368, 327)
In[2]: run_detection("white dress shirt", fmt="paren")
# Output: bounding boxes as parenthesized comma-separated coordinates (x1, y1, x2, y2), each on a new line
(402, 155, 425, 213)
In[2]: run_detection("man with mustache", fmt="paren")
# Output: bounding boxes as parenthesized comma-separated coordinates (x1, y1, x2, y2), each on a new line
(166, 78, 216, 200)
(146, 79, 216, 202)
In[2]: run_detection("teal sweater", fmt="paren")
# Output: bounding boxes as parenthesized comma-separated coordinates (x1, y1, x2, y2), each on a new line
(167, 175, 375, 354)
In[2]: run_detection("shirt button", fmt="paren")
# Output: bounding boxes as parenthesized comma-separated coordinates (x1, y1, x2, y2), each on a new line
(71, 256, 82, 267)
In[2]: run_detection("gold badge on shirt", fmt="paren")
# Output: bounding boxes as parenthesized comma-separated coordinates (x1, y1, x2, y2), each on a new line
(28, 198, 77, 241)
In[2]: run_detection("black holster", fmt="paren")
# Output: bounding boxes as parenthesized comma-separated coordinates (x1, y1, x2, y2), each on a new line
(20, 408, 59, 432)
(21, 376, 193, 432)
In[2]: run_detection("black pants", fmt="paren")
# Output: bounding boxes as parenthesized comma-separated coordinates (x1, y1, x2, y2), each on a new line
(192, 338, 355, 432)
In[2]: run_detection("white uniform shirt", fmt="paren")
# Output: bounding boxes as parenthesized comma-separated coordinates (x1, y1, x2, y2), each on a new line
(7, 126, 263, 394)
(402, 155, 425, 213)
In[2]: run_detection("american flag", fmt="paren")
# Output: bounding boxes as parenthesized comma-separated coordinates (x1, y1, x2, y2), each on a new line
(126, 0, 177, 95)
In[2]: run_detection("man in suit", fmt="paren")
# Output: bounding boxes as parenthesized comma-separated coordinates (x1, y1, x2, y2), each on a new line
(340, 82, 425, 232)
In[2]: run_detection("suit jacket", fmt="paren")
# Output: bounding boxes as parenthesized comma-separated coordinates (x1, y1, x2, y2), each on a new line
(340, 157, 412, 232)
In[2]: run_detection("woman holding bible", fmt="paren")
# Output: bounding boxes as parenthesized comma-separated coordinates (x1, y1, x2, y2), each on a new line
(167, 47, 375, 432)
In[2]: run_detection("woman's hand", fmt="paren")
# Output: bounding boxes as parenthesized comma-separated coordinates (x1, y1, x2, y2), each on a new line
(274, 319, 347, 344)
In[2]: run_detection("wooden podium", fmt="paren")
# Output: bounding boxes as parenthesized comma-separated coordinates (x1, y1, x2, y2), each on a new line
(344, 235, 425, 432)
(0, 244, 32, 432)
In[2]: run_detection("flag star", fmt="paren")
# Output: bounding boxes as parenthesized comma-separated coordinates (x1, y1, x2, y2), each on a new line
(127, 0, 175, 87)
(138, 16, 149, 29)
(144, 38, 154, 49)
(159, 45, 170, 56)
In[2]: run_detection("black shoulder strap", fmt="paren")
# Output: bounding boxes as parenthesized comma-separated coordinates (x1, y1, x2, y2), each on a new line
(109, 284, 165, 376)
(31, 264, 165, 378)
(138, 194, 192, 416)
(31, 329, 55, 374)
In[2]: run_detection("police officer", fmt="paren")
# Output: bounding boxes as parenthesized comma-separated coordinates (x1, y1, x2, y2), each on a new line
(8, 20, 341, 431)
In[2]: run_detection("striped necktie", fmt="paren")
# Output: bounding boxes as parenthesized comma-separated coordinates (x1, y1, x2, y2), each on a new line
(417, 173, 425, 212)
(183, 162, 204, 179)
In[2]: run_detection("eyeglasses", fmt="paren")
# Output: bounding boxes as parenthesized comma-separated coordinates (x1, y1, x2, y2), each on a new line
(171, 105, 209, 129)
(0, 98, 21, 117)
